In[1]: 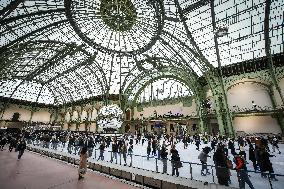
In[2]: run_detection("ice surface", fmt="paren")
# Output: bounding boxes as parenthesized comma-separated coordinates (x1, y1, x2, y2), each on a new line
(29, 138, 284, 189)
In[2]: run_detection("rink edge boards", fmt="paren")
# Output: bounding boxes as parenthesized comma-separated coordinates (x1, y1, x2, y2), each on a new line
(26, 146, 236, 189)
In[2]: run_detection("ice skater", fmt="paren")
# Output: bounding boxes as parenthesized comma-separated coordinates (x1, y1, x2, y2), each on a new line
(272, 136, 281, 154)
(17, 139, 26, 160)
(198, 147, 211, 176)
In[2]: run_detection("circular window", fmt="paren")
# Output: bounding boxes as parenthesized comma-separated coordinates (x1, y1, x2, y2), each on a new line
(66, 0, 164, 54)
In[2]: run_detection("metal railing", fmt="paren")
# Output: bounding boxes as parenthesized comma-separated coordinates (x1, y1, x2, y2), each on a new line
(26, 142, 284, 189)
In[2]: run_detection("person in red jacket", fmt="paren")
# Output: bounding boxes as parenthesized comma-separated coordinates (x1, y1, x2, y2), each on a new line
(234, 154, 254, 189)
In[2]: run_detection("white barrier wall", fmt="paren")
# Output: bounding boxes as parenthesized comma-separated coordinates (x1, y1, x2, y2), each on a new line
(233, 116, 281, 134)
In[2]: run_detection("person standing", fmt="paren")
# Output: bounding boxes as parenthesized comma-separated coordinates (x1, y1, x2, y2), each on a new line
(147, 141, 151, 160)
(78, 146, 88, 180)
(249, 144, 258, 171)
(198, 147, 211, 176)
(128, 143, 133, 166)
(121, 142, 128, 166)
(111, 140, 118, 163)
(67, 136, 74, 154)
(183, 135, 188, 149)
(195, 136, 201, 151)
(87, 137, 95, 157)
(142, 137, 145, 146)
(170, 145, 181, 177)
(160, 142, 168, 174)
(211, 138, 217, 152)
(272, 136, 281, 154)
(98, 141, 105, 161)
(228, 138, 236, 155)
(0, 135, 7, 150)
(17, 139, 26, 160)
(213, 146, 230, 186)
(152, 139, 157, 156)
(157, 141, 161, 160)
(234, 154, 255, 189)
(9, 137, 17, 152)
(74, 136, 80, 155)
(258, 146, 277, 180)
(239, 145, 246, 160)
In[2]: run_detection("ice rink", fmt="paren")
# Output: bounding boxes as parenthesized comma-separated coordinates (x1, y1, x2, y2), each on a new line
(29, 138, 284, 189)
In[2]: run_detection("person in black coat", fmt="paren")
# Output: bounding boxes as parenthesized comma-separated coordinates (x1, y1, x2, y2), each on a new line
(228, 139, 236, 155)
(17, 139, 26, 160)
(147, 141, 151, 160)
(160, 142, 168, 174)
(111, 140, 118, 163)
(97, 141, 105, 161)
(195, 136, 201, 151)
(0, 136, 7, 150)
(86, 137, 95, 157)
(258, 146, 277, 180)
(171, 145, 181, 176)
(9, 137, 17, 152)
(213, 146, 230, 186)
(249, 144, 258, 171)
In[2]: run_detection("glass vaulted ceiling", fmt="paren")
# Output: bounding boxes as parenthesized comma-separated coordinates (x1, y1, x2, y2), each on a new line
(0, 0, 283, 105)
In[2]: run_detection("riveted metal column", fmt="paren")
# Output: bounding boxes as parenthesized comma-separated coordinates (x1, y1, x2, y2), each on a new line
(268, 85, 284, 133)
(210, 0, 234, 136)
(264, 0, 284, 105)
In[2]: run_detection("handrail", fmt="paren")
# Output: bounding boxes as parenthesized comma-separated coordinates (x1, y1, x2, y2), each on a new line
(28, 143, 284, 177)
(26, 141, 284, 189)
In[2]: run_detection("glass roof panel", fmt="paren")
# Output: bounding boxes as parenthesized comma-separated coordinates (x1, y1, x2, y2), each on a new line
(138, 78, 192, 103)
(0, 0, 283, 105)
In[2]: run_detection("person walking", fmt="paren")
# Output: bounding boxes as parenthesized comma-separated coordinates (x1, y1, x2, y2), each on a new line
(78, 146, 88, 180)
(17, 139, 26, 160)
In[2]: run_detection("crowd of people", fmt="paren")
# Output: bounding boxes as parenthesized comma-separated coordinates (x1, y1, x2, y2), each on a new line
(0, 129, 282, 187)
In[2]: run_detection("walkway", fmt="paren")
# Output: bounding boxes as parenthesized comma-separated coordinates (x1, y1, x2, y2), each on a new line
(0, 150, 140, 189)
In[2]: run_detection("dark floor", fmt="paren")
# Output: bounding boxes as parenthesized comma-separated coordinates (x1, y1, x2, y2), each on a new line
(0, 149, 139, 189)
